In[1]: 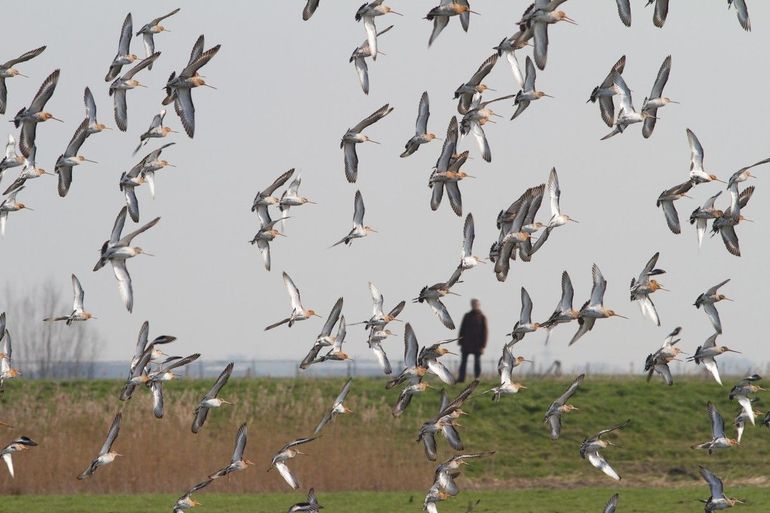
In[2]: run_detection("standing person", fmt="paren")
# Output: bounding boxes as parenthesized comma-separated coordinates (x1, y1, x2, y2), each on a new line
(457, 299, 487, 382)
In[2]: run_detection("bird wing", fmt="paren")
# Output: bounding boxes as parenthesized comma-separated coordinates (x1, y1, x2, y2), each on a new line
(705, 279, 730, 296)
(708, 402, 726, 439)
(118, 13, 133, 55)
(84, 87, 97, 125)
(109, 207, 128, 244)
(264, 169, 295, 197)
(660, 200, 681, 234)
(546, 167, 561, 218)
(150, 8, 181, 26)
(700, 466, 725, 498)
(638, 296, 660, 326)
(174, 87, 196, 138)
(371, 342, 391, 374)
(652, 0, 669, 27)
(428, 16, 450, 47)
(416, 91, 430, 135)
(319, 297, 343, 338)
(99, 412, 122, 455)
(363, 16, 378, 59)
(436, 117, 458, 172)
(122, 52, 160, 80)
(603, 494, 619, 513)
(616, 0, 631, 26)
(29, 69, 60, 113)
(442, 424, 463, 450)
(283, 272, 304, 311)
(113, 89, 128, 132)
(703, 357, 722, 386)
(532, 22, 549, 70)
(519, 287, 534, 324)
(555, 373, 585, 405)
(64, 118, 90, 157)
(734, 0, 751, 31)
(180, 45, 221, 78)
(404, 323, 419, 368)
(117, 213, 159, 246)
(303, 0, 320, 20)
(469, 122, 491, 163)
(427, 298, 455, 330)
(587, 450, 620, 480)
(275, 461, 299, 489)
(613, 73, 633, 112)
(231, 423, 248, 463)
(560, 271, 574, 311)
(523, 56, 536, 91)
(3, 46, 46, 68)
(686, 129, 705, 174)
(655, 363, 673, 385)
(502, 49, 524, 89)
(353, 56, 369, 95)
(111, 260, 133, 313)
(719, 225, 741, 257)
(353, 190, 365, 227)
(428, 359, 456, 385)
(352, 104, 392, 132)
(335, 377, 353, 406)
(152, 381, 164, 418)
(589, 264, 607, 306)
(638, 251, 660, 281)
(72, 274, 85, 311)
(703, 303, 722, 334)
(468, 53, 497, 86)
(462, 213, 475, 257)
(369, 282, 384, 318)
(445, 181, 462, 217)
(205, 362, 234, 400)
(648, 55, 671, 101)
(343, 142, 359, 183)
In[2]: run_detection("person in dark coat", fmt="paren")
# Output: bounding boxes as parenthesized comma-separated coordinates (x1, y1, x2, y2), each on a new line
(457, 299, 487, 382)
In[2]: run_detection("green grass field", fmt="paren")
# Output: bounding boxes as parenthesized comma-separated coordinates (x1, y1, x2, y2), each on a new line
(2, 488, 769, 513)
(0, 375, 769, 509)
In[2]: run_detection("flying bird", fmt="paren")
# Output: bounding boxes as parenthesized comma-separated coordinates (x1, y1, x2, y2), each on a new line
(78, 412, 122, 479)
(105, 13, 138, 81)
(314, 378, 353, 434)
(136, 8, 180, 68)
(350, 25, 393, 95)
(354, 1, 402, 62)
(43, 274, 94, 325)
(300, 297, 344, 369)
(569, 264, 627, 346)
(332, 190, 376, 247)
(587, 55, 625, 127)
(192, 362, 234, 433)
(641, 56, 675, 138)
(269, 436, 317, 489)
(55, 118, 96, 197)
(460, 92, 515, 162)
(425, 0, 476, 47)
(83, 87, 111, 135)
(287, 489, 322, 513)
(541, 271, 579, 344)
(544, 374, 584, 439)
(341, 104, 393, 183)
(303, 0, 320, 20)
(729, 374, 763, 427)
(173, 479, 212, 513)
(487, 348, 526, 401)
(0, 46, 46, 115)
(511, 56, 553, 120)
(518, 0, 577, 70)
(209, 423, 254, 479)
(580, 420, 630, 481)
(3, 146, 51, 196)
(656, 180, 693, 234)
(692, 402, 739, 454)
(694, 279, 731, 334)
(688, 332, 741, 386)
(728, 0, 751, 31)
(1, 435, 37, 478)
(454, 54, 497, 114)
(109, 52, 160, 132)
(690, 191, 724, 248)
(644, 327, 684, 385)
(459, 213, 485, 270)
(265, 272, 320, 330)
(401, 92, 438, 157)
(629, 252, 666, 326)
(699, 466, 744, 512)
(13, 69, 62, 157)
(414, 268, 463, 330)
(686, 129, 725, 185)
(0, 187, 31, 237)
(134, 110, 176, 155)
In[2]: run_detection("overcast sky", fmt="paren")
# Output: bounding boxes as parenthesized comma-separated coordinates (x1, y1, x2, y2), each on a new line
(1, 1, 769, 374)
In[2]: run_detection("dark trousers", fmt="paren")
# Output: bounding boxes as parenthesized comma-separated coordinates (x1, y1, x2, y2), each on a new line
(458, 351, 481, 382)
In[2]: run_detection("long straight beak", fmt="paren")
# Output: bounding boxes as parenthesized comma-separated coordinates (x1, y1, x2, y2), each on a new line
(17, 73, 28, 78)
(203, 83, 218, 89)
(368, 139, 381, 144)
(390, 10, 403, 16)
(543, 93, 555, 98)
(614, 313, 628, 319)
(83, 158, 98, 163)
(143, 251, 155, 256)
(564, 17, 578, 25)
(24, 207, 34, 211)
(166, 163, 177, 167)
(52, 116, 64, 122)
(726, 349, 742, 354)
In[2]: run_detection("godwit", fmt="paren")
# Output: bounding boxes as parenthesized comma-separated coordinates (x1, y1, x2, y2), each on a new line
(42, 274, 94, 325)
(726, 157, 770, 189)
(459, 213, 485, 270)
(252, 168, 294, 215)
(192, 362, 234, 433)
(417, 381, 477, 461)
(541, 271, 579, 344)
(389, 323, 430, 415)
(454, 54, 497, 114)
(278, 175, 315, 230)
(83, 87, 111, 135)
(601, 73, 655, 140)
(0, 135, 24, 178)
(580, 420, 630, 481)
(692, 402, 739, 454)
(314, 378, 353, 434)
(418, 338, 458, 385)
(511, 56, 553, 119)
(0, 46, 46, 114)
(55, 118, 96, 197)
(13, 69, 61, 157)
(287, 489, 322, 513)
(136, 8, 180, 68)
(3, 145, 51, 196)
(493, 33, 527, 88)
(507, 287, 540, 344)
(641, 56, 675, 138)
(350, 25, 394, 95)
(300, 297, 343, 369)
(109, 52, 160, 132)
(105, 13, 138, 81)
(690, 191, 724, 248)
(354, 1, 402, 61)
(728, 0, 751, 31)
(688, 332, 741, 386)
(134, 110, 176, 155)
(629, 252, 666, 326)
(519, 0, 576, 70)
(251, 206, 285, 272)
(699, 466, 744, 511)
(401, 91, 438, 157)
(569, 264, 627, 346)
(414, 268, 463, 330)
(425, 0, 477, 47)
(331, 190, 376, 247)
(544, 374, 584, 439)
(209, 423, 254, 479)
(303, 0, 320, 20)
(546, 167, 577, 228)
(119, 320, 176, 401)
(646, 0, 670, 27)
(487, 348, 525, 401)
(656, 180, 693, 234)
(694, 279, 731, 334)
(686, 129, 725, 185)
(173, 479, 212, 513)
(264, 272, 321, 330)
(77, 412, 122, 479)
(460, 92, 516, 162)
(588, 55, 625, 127)
(643, 326, 684, 385)
(0, 187, 31, 237)
(713, 184, 753, 257)
(729, 374, 763, 426)
(341, 104, 393, 182)
(0, 435, 37, 478)
(429, 150, 473, 217)
(269, 436, 318, 489)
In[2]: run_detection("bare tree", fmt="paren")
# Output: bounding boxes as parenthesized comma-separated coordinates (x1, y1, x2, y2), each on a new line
(3, 279, 101, 378)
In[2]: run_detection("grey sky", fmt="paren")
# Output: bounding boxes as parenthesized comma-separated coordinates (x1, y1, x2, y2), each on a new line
(0, 1, 768, 373)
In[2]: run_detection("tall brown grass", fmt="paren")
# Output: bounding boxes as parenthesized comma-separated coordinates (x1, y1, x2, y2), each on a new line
(0, 379, 446, 495)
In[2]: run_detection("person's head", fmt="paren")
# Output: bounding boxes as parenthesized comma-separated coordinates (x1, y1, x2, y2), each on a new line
(470, 299, 481, 311)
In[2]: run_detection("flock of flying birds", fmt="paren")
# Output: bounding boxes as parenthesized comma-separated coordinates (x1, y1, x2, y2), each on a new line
(0, 1, 768, 512)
